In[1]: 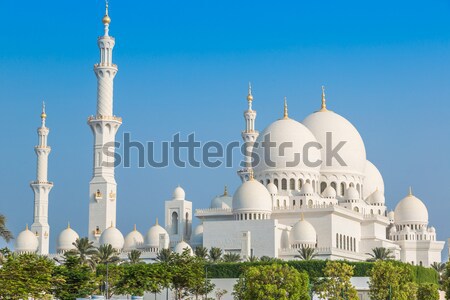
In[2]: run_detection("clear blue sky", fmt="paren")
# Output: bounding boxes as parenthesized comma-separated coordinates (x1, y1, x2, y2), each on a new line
(0, 0, 449, 258)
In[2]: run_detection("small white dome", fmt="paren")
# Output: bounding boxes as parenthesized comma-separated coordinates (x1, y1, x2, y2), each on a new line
(394, 190, 428, 225)
(123, 226, 144, 252)
(363, 160, 385, 198)
(15, 226, 39, 253)
(57, 224, 79, 252)
(99, 225, 124, 250)
(389, 226, 397, 233)
(303, 110, 367, 175)
(267, 183, 278, 195)
(322, 186, 336, 198)
(173, 186, 186, 200)
(388, 211, 395, 222)
(232, 179, 272, 213)
(191, 224, 204, 246)
(345, 186, 360, 200)
(428, 226, 436, 233)
(174, 240, 193, 255)
(210, 188, 233, 209)
(300, 182, 314, 196)
(367, 189, 385, 205)
(290, 218, 317, 246)
(145, 220, 170, 248)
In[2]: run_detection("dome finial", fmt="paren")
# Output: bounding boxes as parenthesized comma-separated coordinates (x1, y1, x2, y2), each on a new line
(248, 168, 254, 180)
(133, 224, 137, 231)
(110, 221, 114, 228)
(320, 85, 328, 112)
(247, 82, 253, 102)
(41, 101, 47, 120)
(25, 224, 29, 230)
(67, 222, 71, 229)
(300, 213, 304, 221)
(283, 97, 289, 119)
(408, 186, 413, 196)
(223, 185, 228, 196)
(155, 218, 159, 225)
(102, 0, 111, 25)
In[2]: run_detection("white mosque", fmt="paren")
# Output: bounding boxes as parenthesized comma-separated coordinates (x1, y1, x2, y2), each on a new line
(14, 4, 445, 267)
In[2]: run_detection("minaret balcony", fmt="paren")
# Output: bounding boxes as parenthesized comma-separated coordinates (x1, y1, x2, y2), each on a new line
(88, 115, 122, 123)
(30, 181, 53, 186)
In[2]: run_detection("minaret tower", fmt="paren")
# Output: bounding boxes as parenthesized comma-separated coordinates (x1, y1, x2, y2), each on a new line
(238, 83, 259, 182)
(30, 102, 53, 255)
(88, 2, 122, 243)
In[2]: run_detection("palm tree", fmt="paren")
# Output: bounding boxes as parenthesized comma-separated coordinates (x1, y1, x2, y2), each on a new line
(94, 244, 120, 265)
(222, 252, 241, 262)
(127, 249, 142, 264)
(366, 247, 394, 261)
(156, 248, 172, 262)
(260, 256, 282, 263)
(209, 247, 223, 262)
(295, 246, 317, 261)
(194, 246, 209, 260)
(431, 262, 446, 273)
(0, 215, 13, 243)
(68, 237, 98, 267)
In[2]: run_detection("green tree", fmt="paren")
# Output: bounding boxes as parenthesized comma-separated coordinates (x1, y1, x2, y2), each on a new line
(168, 249, 212, 299)
(430, 262, 446, 285)
(417, 283, 439, 300)
(194, 246, 209, 260)
(0, 253, 62, 300)
(247, 254, 259, 262)
(96, 263, 124, 299)
(209, 247, 223, 262)
(94, 244, 121, 265)
(116, 263, 170, 297)
(0, 247, 11, 265)
(295, 246, 317, 261)
(68, 237, 98, 268)
(0, 214, 13, 242)
(366, 247, 394, 261)
(369, 260, 418, 300)
(156, 248, 173, 262)
(445, 261, 450, 300)
(260, 256, 282, 263)
(315, 261, 358, 300)
(127, 249, 143, 264)
(233, 264, 310, 300)
(53, 254, 97, 300)
(223, 252, 241, 262)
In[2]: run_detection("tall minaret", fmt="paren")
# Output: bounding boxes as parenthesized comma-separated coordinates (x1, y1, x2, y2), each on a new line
(30, 103, 53, 255)
(87, 2, 122, 243)
(238, 83, 259, 182)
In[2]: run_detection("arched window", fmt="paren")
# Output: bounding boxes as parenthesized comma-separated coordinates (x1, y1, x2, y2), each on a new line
(281, 179, 287, 190)
(293, 200, 296, 206)
(331, 182, 337, 191)
(277, 199, 280, 207)
(308, 199, 313, 207)
(354, 207, 359, 213)
(343, 235, 346, 250)
(266, 179, 271, 185)
(340, 182, 346, 196)
(336, 233, 339, 248)
(284, 199, 287, 207)
(172, 211, 179, 234)
(340, 235, 342, 249)
(353, 238, 356, 251)
(356, 183, 360, 194)
(185, 212, 189, 237)
(378, 209, 381, 215)
(298, 179, 303, 190)
(260, 180, 264, 184)
(312, 180, 316, 192)
(274, 179, 279, 189)
(290, 179, 295, 190)
(350, 237, 353, 251)
(320, 182, 327, 193)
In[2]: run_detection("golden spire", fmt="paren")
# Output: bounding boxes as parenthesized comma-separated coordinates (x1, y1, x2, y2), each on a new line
(110, 221, 114, 228)
(25, 224, 29, 230)
(408, 186, 413, 196)
(248, 168, 254, 181)
(40, 101, 47, 119)
(300, 213, 304, 221)
(102, 0, 111, 25)
(223, 185, 228, 196)
(67, 222, 71, 229)
(319, 85, 328, 112)
(155, 218, 159, 225)
(133, 224, 137, 231)
(283, 97, 289, 119)
(247, 82, 253, 102)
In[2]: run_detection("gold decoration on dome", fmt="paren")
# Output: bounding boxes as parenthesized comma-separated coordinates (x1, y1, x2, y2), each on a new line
(102, 1, 111, 25)
(67, 222, 71, 229)
(155, 218, 159, 225)
(300, 212, 305, 221)
(133, 224, 137, 231)
(223, 185, 228, 196)
(247, 82, 253, 102)
(248, 168, 254, 181)
(109, 190, 116, 200)
(283, 97, 289, 119)
(319, 85, 328, 112)
(25, 224, 29, 230)
(408, 186, 413, 196)
(110, 221, 114, 228)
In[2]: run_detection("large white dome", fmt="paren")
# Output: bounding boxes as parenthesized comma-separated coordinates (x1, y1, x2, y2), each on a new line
(363, 160, 385, 199)
(394, 190, 428, 225)
(174, 240, 193, 255)
(191, 223, 204, 246)
(210, 187, 233, 209)
(145, 220, 170, 248)
(57, 224, 79, 253)
(99, 225, 124, 250)
(252, 118, 321, 175)
(290, 218, 317, 246)
(15, 226, 39, 253)
(303, 110, 366, 175)
(232, 179, 272, 213)
(123, 225, 144, 252)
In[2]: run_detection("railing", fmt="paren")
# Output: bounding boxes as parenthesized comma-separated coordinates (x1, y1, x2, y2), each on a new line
(195, 208, 232, 214)
(88, 115, 122, 122)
